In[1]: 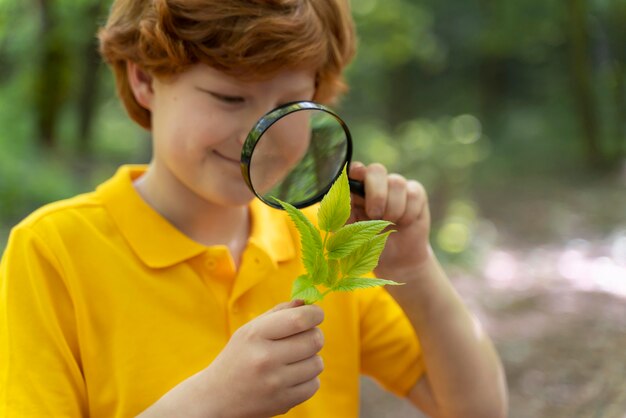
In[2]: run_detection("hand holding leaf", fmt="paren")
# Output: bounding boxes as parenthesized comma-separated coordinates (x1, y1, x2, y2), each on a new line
(275, 165, 401, 304)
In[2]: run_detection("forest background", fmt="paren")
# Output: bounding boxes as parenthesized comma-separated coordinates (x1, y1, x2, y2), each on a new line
(0, 1, 625, 417)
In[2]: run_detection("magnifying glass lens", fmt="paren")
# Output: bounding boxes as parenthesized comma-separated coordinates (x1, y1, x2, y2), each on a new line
(247, 107, 350, 208)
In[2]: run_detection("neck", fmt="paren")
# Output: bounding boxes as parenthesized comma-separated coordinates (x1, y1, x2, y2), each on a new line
(134, 163, 251, 260)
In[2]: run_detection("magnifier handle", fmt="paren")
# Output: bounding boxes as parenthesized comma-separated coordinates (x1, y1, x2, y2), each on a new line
(348, 179, 365, 197)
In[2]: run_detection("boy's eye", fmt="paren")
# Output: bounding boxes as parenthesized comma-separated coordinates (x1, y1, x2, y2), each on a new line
(210, 92, 245, 105)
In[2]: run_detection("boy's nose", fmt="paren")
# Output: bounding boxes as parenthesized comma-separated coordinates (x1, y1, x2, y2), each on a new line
(237, 115, 259, 146)
(237, 129, 247, 146)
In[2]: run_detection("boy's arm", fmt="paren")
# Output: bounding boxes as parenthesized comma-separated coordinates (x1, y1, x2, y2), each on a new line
(0, 227, 88, 416)
(349, 162, 508, 418)
(385, 253, 508, 418)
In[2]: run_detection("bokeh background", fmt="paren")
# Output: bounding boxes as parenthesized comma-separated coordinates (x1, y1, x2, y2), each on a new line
(1, 1, 625, 417)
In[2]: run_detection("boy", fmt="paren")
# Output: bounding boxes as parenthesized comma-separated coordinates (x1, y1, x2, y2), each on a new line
(0, 1, 507, 417)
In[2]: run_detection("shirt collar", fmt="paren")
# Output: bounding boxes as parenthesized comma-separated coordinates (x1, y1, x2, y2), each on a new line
(248, 198, 295, 265)
(96, 165, 295, 269)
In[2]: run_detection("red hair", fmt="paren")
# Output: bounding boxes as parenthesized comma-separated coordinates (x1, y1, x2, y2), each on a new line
(98, 0, 356, 130)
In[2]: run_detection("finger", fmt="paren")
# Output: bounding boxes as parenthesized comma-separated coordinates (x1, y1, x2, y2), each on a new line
(397, 180, 427, 226)
(364, 163, 388, 219)
(383, 174, 408, 222)
(258, 300, 305, 318)
(271, 299, 305, 312)
(274, 327, 324, 364)
(348, 203, 367, 224)
(258, 305, 324, 340)
(348, 162, 367, 202)
(348, 161, 366, 180)
(282, 376, 321, 407)
(283, 355, 324, 387)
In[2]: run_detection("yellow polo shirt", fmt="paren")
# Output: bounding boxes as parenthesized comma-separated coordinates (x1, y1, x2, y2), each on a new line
(0, 165, 424, 417)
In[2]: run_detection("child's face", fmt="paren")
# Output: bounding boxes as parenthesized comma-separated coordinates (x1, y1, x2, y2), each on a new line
(149, 64, 316, 207)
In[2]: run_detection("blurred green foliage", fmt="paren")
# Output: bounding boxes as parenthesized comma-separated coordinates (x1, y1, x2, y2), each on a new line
(0, 0, 624, 259)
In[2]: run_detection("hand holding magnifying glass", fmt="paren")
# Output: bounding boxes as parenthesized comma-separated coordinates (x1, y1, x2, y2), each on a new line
(240, 101, 364, 209)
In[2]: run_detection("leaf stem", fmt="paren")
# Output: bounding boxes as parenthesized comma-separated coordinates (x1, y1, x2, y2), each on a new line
(322, 231, 329, 256)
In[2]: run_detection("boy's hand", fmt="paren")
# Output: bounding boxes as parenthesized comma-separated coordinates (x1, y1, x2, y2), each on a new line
(137, 300, 324, 418)
(349, 162, 432, 280)
(200, 300, 325, 417)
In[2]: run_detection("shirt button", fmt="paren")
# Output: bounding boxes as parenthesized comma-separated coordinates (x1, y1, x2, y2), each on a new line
(205, 258, 217, 271)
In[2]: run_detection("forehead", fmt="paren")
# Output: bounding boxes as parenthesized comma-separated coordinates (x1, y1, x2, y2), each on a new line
(182, 64, 316, 92)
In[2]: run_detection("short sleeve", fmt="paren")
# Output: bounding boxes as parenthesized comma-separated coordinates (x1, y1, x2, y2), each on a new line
(0, 226, 87, 417)
(358, 286, 425, 397)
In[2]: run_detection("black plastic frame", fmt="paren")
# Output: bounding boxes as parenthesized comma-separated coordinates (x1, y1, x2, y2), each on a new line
(240, 100, 362, 209)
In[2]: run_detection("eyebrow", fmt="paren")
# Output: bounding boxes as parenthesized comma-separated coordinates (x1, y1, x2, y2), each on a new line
(194, 76, 315, 100)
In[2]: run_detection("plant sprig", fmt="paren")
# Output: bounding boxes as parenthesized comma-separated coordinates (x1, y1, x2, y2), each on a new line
(274, 165, 401, 304)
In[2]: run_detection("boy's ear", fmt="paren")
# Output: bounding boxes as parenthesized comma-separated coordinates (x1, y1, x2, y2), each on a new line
(126, 61, 154, 110)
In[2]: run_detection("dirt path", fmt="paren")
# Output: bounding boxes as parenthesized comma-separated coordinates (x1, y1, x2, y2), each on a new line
(360, 272, 626, 418)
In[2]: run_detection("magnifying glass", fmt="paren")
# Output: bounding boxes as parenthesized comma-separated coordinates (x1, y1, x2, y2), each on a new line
(241, 101, 365, 209)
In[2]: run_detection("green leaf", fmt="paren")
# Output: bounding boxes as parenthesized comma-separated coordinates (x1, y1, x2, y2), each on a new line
(291, 275, 323, 304)
(340, 231, 393, 277)
(310, 252, 329, 286)
(331, 277, 402, 292)
(324, 259, 340, 287)
(279, 165, 397, 304)
(274, 198, 324, 277)
(317, 165, 351, 233)
(291, 274, 313, 296)
(293, 286, 323, 304)
(326, 220, 393, 260)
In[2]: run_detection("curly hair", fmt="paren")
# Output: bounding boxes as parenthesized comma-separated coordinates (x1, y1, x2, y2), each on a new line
(98, 0, 356, 130)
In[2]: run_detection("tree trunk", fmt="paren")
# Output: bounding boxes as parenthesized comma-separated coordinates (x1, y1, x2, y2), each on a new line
(608, 2, 626, 162)
(478, 55, 508, 129)
(0, 32, 11, 83)
(476, 0, 510, 139)
(76, 0, 108, 155)
(566, 0, 602, 168)
(34, 0, 67, 149)
(612, 62, 625, 162)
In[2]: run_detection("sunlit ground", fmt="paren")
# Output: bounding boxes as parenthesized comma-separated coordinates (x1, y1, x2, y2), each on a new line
(460, 236, 626, 418)
(483, 234, 626, 299)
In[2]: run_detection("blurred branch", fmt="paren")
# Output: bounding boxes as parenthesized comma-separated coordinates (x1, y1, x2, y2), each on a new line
(477, 0, 509, 125)
(34, 0, 69, 149)
(566, 0, 602, 168)
(77, 0, 109, 155)
(612, 61, 625, 162)
(608, 2, 626, 162)
(0, 21, 10, 83)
